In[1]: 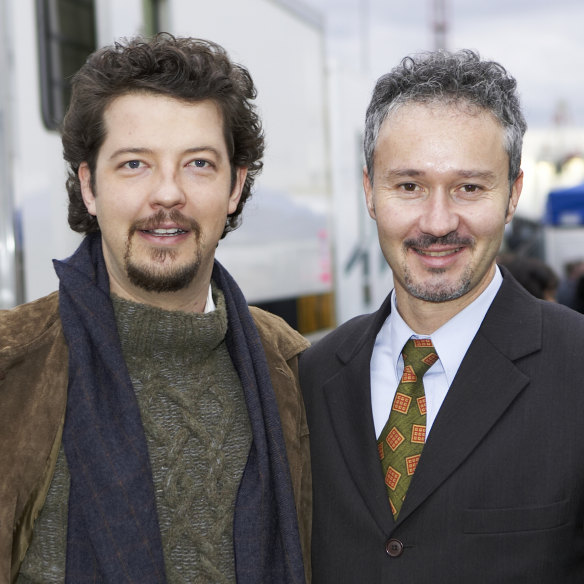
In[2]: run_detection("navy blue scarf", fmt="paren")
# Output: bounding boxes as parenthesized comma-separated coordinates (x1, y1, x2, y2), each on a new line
(54, 233, 305, 583)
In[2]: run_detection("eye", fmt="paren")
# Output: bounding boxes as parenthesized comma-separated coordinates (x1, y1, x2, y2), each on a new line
(461, 184, 481, 194)
(124, 160, 143, 170)
(399, 183, 419, 192)
(189, 159, 210, 168)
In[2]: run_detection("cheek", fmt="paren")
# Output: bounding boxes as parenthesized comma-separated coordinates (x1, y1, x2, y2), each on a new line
(459, 201, 507, 235)
(464, 217, 506, 256)
(194, 202, 231, 238)
(377, 205, 416, 240)
(98, 186, 145, 219)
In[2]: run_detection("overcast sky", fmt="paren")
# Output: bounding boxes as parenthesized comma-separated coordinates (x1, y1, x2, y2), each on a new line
(304, 0, 584, 129)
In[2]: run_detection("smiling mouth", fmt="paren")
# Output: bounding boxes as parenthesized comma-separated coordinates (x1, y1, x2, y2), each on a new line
(416, 248, 462, 257)
(142, 228, 188, 236)
(131, 209, 199, 240)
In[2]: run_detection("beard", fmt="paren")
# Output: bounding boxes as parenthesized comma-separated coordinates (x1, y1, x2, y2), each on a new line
(401, 233, 474, 303)
(124, 209, 203, 293)
(403, 265, 473, 303)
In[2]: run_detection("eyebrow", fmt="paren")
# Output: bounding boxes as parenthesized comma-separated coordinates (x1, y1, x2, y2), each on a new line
(382, 168, 497, 182)
(108, 146, 224, 161)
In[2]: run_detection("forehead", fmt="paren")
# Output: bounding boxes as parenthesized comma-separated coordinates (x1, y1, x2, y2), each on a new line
(373, 101, 508, 172)
(381, 100, 502, 134)
(100, 92, 226, 148)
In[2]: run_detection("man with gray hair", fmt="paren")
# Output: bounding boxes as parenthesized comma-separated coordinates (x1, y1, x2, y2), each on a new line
(300, 49, 584, 582)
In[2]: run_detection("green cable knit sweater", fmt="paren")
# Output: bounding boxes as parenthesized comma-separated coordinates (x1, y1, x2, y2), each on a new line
(18, 288, 252, 583)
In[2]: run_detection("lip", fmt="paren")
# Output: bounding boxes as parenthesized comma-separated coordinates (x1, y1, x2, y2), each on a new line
(138, 224, 191, 245)
(411, 245, 466, 269)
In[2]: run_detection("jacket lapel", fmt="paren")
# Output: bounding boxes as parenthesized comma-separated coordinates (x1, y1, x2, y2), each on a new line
(395, 273, 543, 525)
(322, 296, 396, 532)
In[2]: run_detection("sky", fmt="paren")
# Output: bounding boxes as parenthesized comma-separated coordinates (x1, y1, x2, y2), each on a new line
(304, 0, 584, 129)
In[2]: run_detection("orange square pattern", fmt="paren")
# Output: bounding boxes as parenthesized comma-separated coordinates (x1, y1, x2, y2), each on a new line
(378, 442, 384, 460)
(417, 396, 427, 415)
(411, 424, 426, 444)
(385, 466, 401, 490)
(386, 427, 405, 451)
(422, 353, 438, 367)
(392, 393, 411, 414)
(401, 365, 417, 383)
(414, 338, 433, 348)
(406, 454, 421, 475)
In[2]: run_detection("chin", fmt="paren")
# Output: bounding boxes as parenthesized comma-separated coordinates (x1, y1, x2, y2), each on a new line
(125, 260, 201, 294)
(412, 287, 469, 303)
(405, 274, 472, 303)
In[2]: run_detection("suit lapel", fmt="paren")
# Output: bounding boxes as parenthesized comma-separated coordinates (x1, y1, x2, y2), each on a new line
(322, 296, 396, 532)
(395, 273, 543, 525)
(319, 273, 543, 531)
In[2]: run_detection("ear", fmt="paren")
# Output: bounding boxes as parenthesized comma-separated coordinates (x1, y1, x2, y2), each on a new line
(363, 166, 376, 219)
(505, 169, 523, 224)
(228, 166, 248, 215)
(79, 162, 97, 216)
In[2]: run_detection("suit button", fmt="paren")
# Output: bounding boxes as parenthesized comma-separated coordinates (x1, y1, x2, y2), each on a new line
(386, 538, 404, 557)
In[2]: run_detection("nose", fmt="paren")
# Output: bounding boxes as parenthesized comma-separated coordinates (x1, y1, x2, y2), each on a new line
(417, 190, 459, 237)
(149, 165, 186, 209)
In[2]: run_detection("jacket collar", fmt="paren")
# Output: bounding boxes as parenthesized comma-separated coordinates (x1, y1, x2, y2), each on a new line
(323, 269, 541, 531)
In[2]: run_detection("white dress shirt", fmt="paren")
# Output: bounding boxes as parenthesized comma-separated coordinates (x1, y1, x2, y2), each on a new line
(370, 267, 503, 439)
(204, 283, 215, 313)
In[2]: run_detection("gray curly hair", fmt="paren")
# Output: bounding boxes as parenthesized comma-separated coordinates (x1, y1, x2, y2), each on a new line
(364, 49, 527, 185)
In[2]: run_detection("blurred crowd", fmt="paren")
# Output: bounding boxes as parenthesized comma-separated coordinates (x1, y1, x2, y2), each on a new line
(497, 253, 584, 312)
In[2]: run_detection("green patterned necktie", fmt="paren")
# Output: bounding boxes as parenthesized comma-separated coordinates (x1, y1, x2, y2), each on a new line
(377, 338, 438, 518)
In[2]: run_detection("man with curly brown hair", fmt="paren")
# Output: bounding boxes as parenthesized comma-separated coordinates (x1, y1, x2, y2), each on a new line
(0, 34, 310, 584)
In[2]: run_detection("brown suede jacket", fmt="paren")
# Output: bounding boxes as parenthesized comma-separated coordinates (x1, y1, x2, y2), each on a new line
(0, 291, 311, 584)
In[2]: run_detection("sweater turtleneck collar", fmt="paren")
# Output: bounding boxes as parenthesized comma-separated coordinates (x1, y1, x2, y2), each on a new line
(111, 284, 227, 361)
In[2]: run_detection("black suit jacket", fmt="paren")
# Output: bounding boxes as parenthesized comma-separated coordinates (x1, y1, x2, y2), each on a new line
(300, 271, 584, 583)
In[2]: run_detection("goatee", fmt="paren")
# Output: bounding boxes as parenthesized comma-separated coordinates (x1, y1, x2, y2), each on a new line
(402, 232, 474, 303)
(124, 209, 202, 293)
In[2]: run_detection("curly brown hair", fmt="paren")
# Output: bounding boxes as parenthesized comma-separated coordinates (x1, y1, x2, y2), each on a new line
(61, 33, 264, 238)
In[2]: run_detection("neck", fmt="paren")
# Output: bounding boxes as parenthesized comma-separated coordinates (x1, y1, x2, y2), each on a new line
(395, 266, 496, 334)
(395, 294, 460, 334)
(108, 269, 212, 313)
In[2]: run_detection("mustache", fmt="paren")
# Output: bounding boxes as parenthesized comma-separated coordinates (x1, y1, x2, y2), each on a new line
(404, 233, 474, 249)
(129, 209, 200, 235)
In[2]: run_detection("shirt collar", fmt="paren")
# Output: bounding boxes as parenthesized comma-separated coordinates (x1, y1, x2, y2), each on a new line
(204, 283, 215, 313)
(387, 266, 503, 385)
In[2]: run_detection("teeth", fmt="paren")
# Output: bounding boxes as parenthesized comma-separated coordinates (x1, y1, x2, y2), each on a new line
(419, 248, 460, 257)
(149, 228, 185, 236)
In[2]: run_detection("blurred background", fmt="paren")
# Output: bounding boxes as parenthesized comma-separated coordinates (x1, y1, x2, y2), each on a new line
(1, 0, 583, 334)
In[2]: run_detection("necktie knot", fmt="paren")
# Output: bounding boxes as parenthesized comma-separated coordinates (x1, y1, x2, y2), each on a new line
(401, 338, 438, 379)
